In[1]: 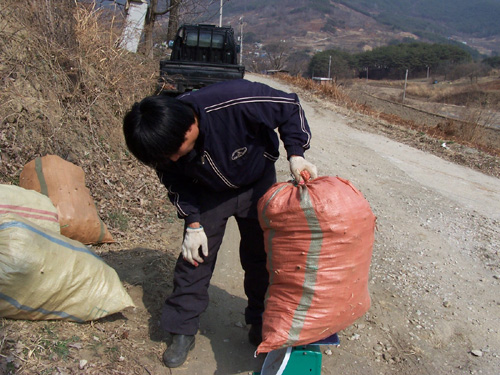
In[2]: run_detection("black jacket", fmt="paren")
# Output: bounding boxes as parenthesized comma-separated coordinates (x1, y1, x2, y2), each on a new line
(157, 79, 312, 224)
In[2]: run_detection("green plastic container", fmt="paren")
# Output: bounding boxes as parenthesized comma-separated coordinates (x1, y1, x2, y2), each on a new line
(285, 345, 322, 374)
(254, 345, 322, 375)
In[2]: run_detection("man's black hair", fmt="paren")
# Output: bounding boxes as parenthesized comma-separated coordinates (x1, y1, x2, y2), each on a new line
(123, 95, 195, 167)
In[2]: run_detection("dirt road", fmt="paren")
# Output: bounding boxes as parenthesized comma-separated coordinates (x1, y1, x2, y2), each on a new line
(158, 73, 500, 375)
(3, 73, 498, 375)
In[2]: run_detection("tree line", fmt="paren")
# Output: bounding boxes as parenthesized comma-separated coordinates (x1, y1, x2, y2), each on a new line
(306, 42, 499, 81)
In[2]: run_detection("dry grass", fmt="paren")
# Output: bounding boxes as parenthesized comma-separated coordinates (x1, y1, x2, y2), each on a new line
(277, 73, 500, 157)
(278, 73, 428, 133)
(0, 0, 174, 244)
(433, 106, 497, 149)
(405, 81, 499, 153)
(276, 73, 355, 107)
(1, 3, 182, 373)
(405, 82, 438, 98)
(405, 79, 500, 107)
(0, 0, 156, 158)
(0, 0, 163, 220)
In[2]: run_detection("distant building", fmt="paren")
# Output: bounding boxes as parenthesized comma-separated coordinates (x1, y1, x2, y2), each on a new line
(312, 77, 333, 85)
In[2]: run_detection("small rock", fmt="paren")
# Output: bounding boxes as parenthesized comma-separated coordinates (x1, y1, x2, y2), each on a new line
(324, 349, 333, 356)
(493, 275, 500, 280)
(348, 333, 360, 341)
(235, 321, 244, 328)
(443, 300, 451, 308)
(79, 359, 88, 369)
(471, 350, 483, 357)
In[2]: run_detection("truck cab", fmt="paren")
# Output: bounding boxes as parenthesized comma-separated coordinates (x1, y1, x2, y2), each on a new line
(159, 24, 245, 95)
(169, 24, 239, 65)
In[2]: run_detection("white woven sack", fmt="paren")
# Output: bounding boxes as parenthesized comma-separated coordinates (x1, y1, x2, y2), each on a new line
(0, 213, 134, 321)
(0, 184, 60, 233)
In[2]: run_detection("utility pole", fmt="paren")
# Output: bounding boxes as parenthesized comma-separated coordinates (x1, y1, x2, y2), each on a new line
(219, 0, 223, 27)
(403, 69, 409, 103)
(239, 16, 244, 65)
(328, 55, 332, 79)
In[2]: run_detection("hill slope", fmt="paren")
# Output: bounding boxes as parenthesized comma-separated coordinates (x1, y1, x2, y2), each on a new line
(338, 0, 500, 37)
(217, 0, 500, 55)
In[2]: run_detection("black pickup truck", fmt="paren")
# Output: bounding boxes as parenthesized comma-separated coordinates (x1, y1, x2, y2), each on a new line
(158, 24, 245, 95)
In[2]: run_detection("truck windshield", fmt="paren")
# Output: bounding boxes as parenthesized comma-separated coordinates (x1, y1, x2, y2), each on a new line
(186, 32, 224, 49)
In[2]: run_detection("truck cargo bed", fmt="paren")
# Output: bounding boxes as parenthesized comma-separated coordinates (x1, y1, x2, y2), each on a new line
(159, 60, 245, 93)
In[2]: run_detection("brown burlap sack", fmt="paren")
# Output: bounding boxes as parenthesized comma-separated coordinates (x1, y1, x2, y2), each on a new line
(19, 155, 114, 244)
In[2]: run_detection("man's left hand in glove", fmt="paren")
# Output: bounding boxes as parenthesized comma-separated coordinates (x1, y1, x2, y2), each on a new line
(181, 224, 208, 267)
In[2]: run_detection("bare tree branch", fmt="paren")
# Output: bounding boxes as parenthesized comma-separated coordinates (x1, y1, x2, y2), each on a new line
(265, 40, 290, 71)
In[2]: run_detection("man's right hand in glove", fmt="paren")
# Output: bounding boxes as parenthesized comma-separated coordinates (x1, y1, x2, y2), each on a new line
(181, 224, 208, 267)
(289, 155, 318, 183)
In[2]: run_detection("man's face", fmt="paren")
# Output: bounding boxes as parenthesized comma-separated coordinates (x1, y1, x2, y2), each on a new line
(169, 120, 199, 162)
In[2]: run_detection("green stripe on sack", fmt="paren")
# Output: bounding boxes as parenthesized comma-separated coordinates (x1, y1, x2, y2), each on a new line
(97, 217, 106, 243)
(93, 201, 106, 243)
(34, 157, 49, 196)
(286, 185, 323, 345)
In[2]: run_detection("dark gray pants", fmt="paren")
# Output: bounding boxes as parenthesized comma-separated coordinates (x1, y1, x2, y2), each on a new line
(161, 166, 276, 335)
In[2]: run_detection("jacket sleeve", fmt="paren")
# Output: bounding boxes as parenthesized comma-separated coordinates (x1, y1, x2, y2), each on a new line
(249, 81, 312, 159)
(156, 167, 201, 225)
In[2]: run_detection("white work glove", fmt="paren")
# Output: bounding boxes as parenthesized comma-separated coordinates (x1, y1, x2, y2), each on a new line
(181, 226, 208, 267)
(289, 156, 318, 183)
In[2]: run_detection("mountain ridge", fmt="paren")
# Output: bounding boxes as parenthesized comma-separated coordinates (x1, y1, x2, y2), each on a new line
(214, 0, 500, 56)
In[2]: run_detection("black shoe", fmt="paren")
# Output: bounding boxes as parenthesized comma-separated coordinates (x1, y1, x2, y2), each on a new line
(162, 334, 195, 368)
(248, 323, 262, 346)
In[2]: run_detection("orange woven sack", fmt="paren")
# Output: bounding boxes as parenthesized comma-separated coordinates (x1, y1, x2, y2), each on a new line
(19, 155, 114, 244)
(257, 176, 375, 354)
